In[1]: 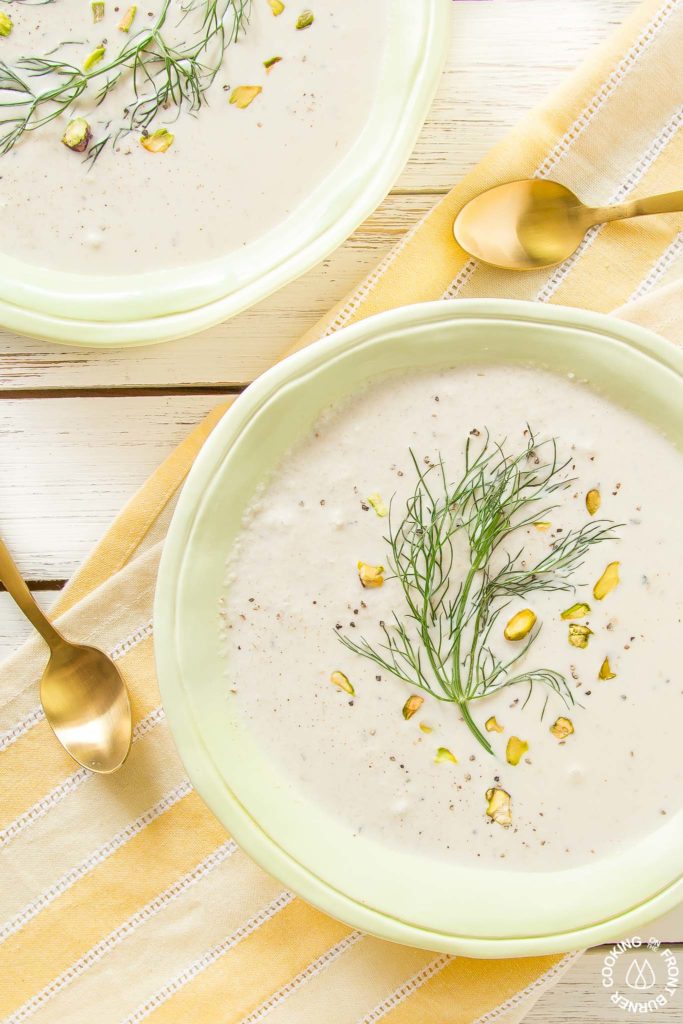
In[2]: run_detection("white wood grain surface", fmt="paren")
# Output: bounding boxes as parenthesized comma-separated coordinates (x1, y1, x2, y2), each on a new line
(0, 394, 224, 578)
(5, 1, 682, 1015)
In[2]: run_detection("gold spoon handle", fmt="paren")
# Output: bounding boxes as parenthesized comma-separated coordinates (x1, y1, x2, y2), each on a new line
(591, 189, 683, 224)
(0, 534, 62, 651)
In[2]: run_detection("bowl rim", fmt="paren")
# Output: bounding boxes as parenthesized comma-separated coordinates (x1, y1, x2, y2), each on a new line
(0, 0, 449, 348)
(155, 299, 683, 957)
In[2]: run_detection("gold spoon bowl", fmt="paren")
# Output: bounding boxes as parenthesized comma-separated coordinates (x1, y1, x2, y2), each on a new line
(453, 179, 683, 270)
(0, 534, 132, 773)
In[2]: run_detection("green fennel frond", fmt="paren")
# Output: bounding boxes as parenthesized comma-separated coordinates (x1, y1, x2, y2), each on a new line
(339, 429, 619, 755)
(0, 0, 251, 158)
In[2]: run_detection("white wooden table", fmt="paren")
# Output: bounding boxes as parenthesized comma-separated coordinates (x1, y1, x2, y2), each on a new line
(2, 2, 681, 1019)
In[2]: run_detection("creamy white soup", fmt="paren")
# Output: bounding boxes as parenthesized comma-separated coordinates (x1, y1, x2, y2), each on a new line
(221, 366, 683, 870)
(0, 0, 384, 274)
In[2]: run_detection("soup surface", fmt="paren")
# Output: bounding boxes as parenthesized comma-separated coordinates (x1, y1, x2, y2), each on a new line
(0, 0, 384, 275)
(221, 365, 683, 870)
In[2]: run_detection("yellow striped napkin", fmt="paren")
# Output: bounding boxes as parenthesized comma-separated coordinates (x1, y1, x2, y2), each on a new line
(2, 1, 683, 1020)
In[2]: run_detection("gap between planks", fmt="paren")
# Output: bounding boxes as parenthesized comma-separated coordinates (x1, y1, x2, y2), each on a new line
(0, 385, 247, 400)
(0, 580, 65, 591)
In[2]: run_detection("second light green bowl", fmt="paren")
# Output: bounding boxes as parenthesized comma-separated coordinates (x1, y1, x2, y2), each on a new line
(155, 299, 683, 957)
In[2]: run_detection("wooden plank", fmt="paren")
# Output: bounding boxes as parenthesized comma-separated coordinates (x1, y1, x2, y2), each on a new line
(0, 0, 639, 391)
(0, 193, 434, 392)
(528, 944, 683, 1023)
(398, 0, 640, 193)
(0, 394, 224, 579)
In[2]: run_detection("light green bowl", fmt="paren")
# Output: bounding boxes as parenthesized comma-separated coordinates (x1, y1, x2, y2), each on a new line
(155, 299, 683, 957)
(0, 0, 449, 348)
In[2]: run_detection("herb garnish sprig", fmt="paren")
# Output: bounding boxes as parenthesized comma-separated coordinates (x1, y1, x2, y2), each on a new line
(0, 0, 250, 158)
(340, 431, 618, 754)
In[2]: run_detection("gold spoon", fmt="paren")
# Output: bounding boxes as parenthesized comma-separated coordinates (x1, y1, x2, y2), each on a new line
(453, 179, 683, 270)
(0, 534, 132, 773)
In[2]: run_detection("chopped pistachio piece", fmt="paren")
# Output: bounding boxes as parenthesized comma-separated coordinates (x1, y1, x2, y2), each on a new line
(550, 716, 574, 739)
(118, 6, 137, 31)
(485, 716, 504, 734)
(533, 521, 551, 531)
(330, 670, 354, 695)
(568, 623, 592, 649)
(83, 46, 106, 71)
(357, 561, 384, 588)
(0, 11, 13, 36)
(91, 2, 105, 22)
(402, 694, 424, 720)
(599, 656, 617, 680)
(140, 128, 174, 153)
(268, 0, 285, 12)
(561, 602, 591, 620)
(485, 787, 512, 827)
(504, 608, 537, 641)
(229, 85, 262, 109)
(61, 117, 92, 153)
(418, 722, 433, 734)
(367, 492, 388, 518)
(593, 561, 620, 600)
(296, 9, 314, 28)
(586, 488, 601, 516)
(263, 55, 282, 71)
(435, 746, 457, 764)
(506, 735, 528, 766)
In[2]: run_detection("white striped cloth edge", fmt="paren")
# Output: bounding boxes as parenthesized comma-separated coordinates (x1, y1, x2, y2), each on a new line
(536, 104, 683, 303)
(121, 892, 296, 1024)
(0, 619, 154, 754)
(441, 0, 682, 302)
(0, 705, 165, 851)
(4, 840, 239, 1024)
(0, 778, 192, 945)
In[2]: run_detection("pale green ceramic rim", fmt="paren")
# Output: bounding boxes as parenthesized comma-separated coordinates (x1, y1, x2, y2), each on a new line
(155, 299, 683, 958)
(0, 0, 449, 348)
